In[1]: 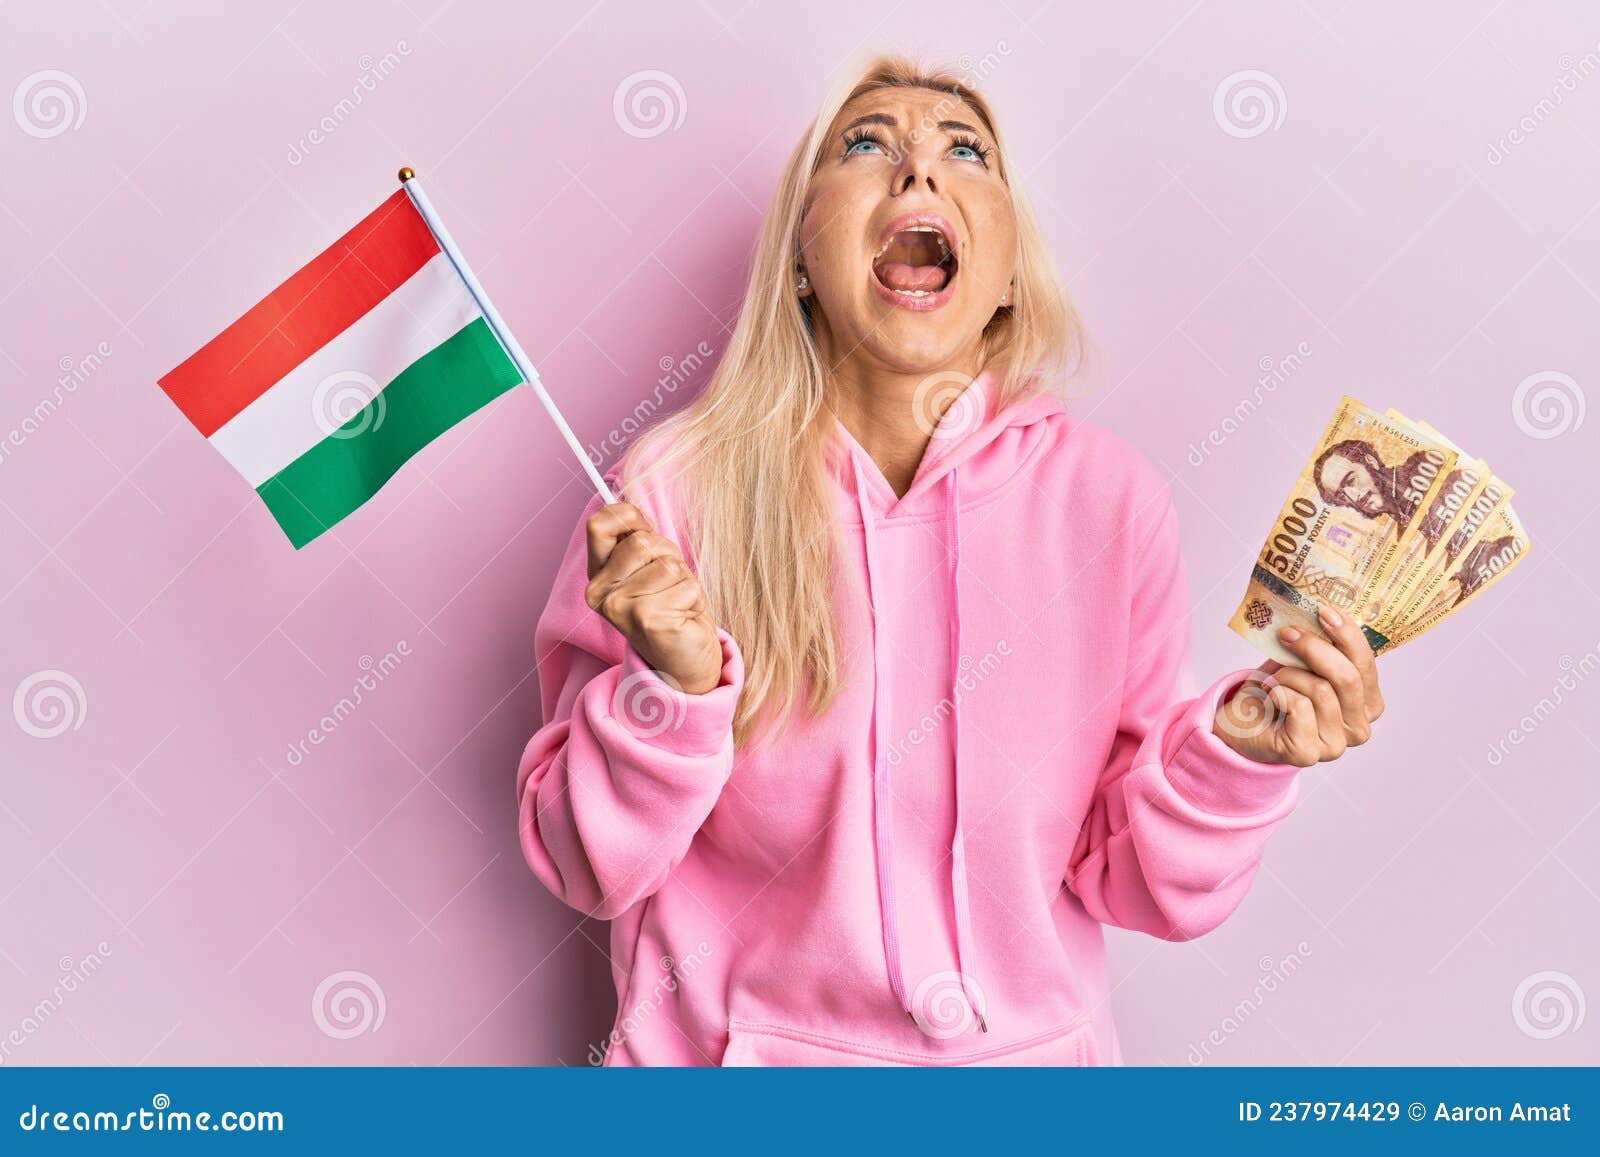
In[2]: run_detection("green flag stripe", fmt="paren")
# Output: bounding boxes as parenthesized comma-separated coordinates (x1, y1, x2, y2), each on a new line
(256, 317, 521, 548)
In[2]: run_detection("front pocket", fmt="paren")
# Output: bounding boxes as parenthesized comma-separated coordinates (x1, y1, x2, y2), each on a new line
(721, 1014, 1101, 1067)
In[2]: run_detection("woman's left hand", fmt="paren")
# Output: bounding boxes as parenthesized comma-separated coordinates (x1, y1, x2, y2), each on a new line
(1213, 604, 1385, 767)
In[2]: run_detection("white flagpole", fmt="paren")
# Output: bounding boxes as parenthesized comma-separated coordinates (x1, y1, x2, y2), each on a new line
(398, 167, 616, 505)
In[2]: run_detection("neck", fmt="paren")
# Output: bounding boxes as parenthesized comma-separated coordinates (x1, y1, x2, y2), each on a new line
(823, 355, 984, 499)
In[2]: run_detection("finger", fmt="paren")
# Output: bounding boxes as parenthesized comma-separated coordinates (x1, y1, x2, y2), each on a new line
(612, 567, 707, 629)
(586, 538, 683, 612)
(602, 531, 681, 583)
(586, 502, 656, 579)
(589, 529, 677, 589)
(606, 564, 705, 637)
(1266, 684, 1320, 767)
(1270, 667, 1353, 755)
(1278, 625, 1365, 743)
(1317, 604, 1383, 721)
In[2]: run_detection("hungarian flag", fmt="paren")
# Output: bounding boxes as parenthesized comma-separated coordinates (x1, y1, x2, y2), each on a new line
(159, 185, 524, 548)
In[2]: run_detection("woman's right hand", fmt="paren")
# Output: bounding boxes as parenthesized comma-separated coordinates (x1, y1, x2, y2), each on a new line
(584, 502, 724, 695)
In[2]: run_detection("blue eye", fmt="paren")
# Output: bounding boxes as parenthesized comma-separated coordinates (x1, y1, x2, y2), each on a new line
(947, 133, 993, 167)
(843, 132, 883, 156)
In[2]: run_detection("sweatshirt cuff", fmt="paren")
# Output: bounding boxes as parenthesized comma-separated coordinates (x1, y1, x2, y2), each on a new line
(1164, 667, 1300, 818)
(613, 628, 743, 758)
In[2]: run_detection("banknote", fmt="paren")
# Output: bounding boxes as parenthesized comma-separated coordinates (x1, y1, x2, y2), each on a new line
(1228, 397, 1459, 666)
(1362, 415, 1517, 631)
(1231, 397, 1530, 663)
(1366, 412, 1490, 632)
(1376, 501, 1529, 652)
(1379, 463, 1512, 634)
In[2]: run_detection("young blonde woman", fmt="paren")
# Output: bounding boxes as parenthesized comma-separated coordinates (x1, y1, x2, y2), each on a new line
(516, 55, 1385, 1066)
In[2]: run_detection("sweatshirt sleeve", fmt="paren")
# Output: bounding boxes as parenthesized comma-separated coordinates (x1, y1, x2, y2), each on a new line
(515, 492, 744, 921)
(1064, 481, 1300, 941)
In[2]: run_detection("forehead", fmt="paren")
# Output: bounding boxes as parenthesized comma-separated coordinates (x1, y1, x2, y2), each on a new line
(826, 84, 991, 138)
(1319, 453, 1355, 483)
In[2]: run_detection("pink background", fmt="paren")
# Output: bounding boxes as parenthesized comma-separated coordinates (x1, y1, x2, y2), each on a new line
(2, 0, 1597, 1066)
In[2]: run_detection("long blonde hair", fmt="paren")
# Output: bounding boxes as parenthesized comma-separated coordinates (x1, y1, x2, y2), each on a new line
(621, 53, 1081, 746)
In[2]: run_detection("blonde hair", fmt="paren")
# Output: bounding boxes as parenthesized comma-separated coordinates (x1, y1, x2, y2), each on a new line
(621, 53, 1081, 746)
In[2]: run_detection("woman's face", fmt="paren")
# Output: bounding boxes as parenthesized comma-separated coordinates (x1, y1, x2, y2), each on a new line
(797, 85, 1017, 378)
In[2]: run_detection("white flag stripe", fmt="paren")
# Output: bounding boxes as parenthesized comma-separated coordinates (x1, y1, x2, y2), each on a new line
(208, 253, 483, 486)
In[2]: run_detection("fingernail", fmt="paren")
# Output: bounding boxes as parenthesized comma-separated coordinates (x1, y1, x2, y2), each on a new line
(1279, 627, 1301, 643)
(1320, 606, 1343, 628)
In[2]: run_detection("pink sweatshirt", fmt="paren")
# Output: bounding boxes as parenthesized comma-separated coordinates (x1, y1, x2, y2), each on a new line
(516, 370, 1300, 1066)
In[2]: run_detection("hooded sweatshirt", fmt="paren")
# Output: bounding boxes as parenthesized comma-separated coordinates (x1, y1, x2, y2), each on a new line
(516, 370, 1300, 1066)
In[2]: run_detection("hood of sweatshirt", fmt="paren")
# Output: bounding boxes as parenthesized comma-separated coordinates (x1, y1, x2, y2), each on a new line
(518, 366, 1296, 1066)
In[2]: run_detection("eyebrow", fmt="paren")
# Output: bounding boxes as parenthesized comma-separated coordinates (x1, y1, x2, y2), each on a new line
(836, 112, 999, 158)
(841, 113, 896, 133)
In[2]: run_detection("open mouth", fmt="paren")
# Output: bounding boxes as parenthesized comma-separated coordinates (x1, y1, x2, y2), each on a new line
(871, 219, 959, 303)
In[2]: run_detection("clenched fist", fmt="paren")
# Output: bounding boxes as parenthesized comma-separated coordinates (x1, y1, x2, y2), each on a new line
(584, 502, 723, 695)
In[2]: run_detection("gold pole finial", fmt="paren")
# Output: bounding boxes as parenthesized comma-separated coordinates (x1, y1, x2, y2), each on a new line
(397, 166, 416, 183)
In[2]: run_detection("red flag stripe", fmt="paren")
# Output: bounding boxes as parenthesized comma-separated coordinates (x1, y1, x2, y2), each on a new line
(158, 190, 440, 437)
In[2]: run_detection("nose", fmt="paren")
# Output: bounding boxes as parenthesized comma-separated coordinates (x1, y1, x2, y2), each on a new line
(891, 141, 938, 196)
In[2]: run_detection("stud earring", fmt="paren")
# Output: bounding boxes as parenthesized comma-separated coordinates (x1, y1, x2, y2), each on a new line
(796, 273, 809, 292)
(1000, 288, 1010, 304)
